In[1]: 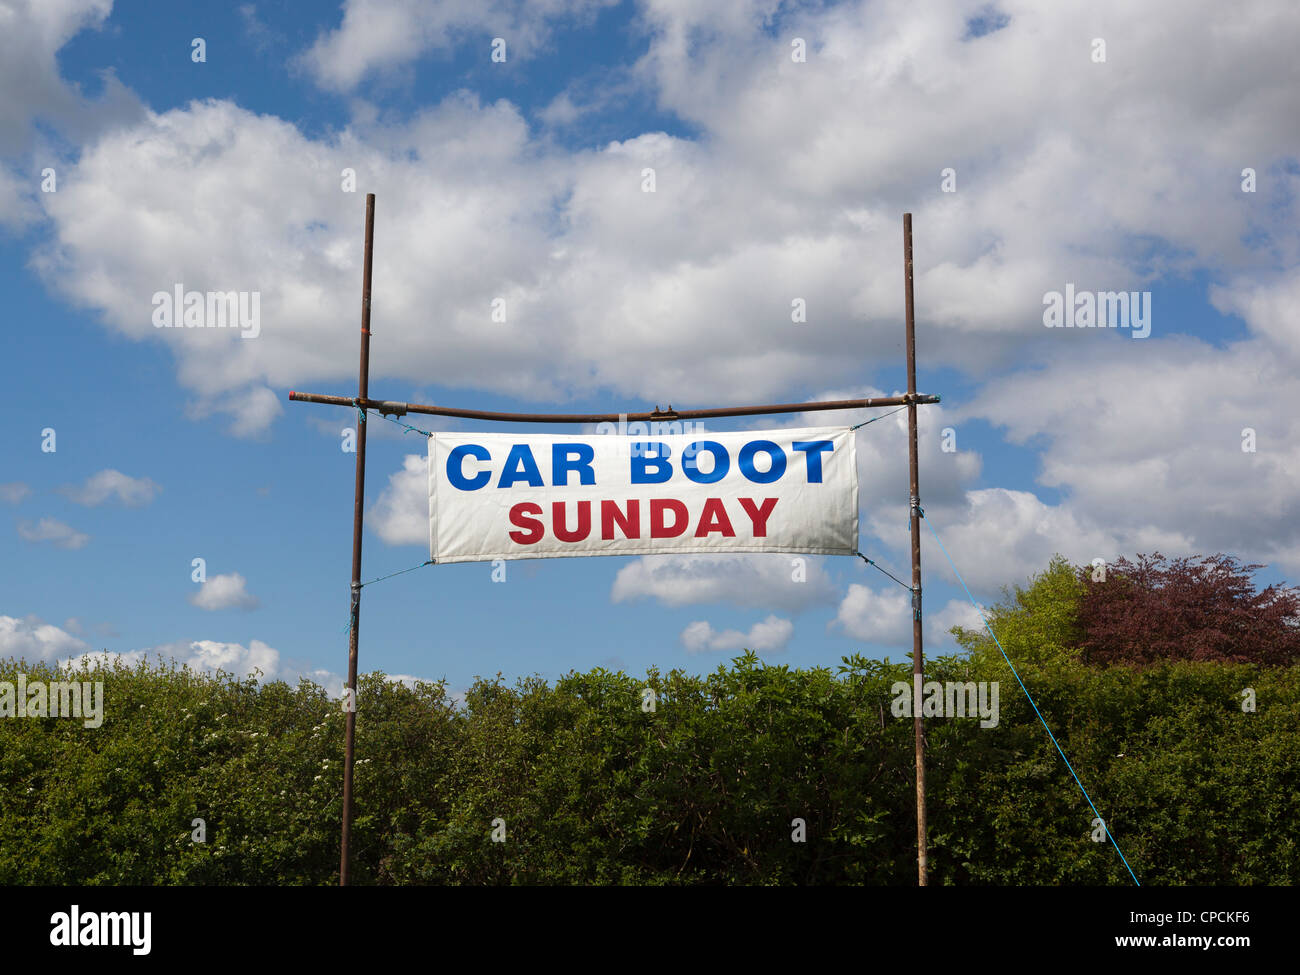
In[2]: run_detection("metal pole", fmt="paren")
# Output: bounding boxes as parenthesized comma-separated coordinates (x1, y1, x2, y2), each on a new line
(903, 212, 928, 886)
(286, 391, 940, 424)
(340, 192, 375, 886)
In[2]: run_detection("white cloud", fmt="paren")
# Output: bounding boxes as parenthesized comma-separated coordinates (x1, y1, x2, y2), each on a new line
(611, 553, 837, 611)
(833, 583, 988, 652)
(0, 482, 30, 504)
(681, 614, 794, 654)
(881, 487, 1191, 599)
(958, 338, 1300, 579)
(370, 453, 428, 546)
(385, 673, 453, 696)
(833, 582, 911, 648)
(238, 3, 277, 53)
(25, 1, 1299, 440)
(189, 573, 260, 611)
(298, 0, 619, 92)
(0, 614, 90, 661)
(537, 91, 582, 127)
(199, 385, 283, 439)
(537, 72, 639, 129)
(1211, 271, 1300, 364)
(0, 165, 37, 230)
(59, 469, 160, 507)
(0, 0, 140, 152)
(633, 0, 1299, 287)
(56, 637, 448, 701)
(299, 667, 346, 698)
(173, 638, 279, 675)
(62, 638, 300, 686)
(926, 597, 988, 647)
(17, 516, 89, 549)
(0, 0, 142, 228)
(7, 0, 1300, 599)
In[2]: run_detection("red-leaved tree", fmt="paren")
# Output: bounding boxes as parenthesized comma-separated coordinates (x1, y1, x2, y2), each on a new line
(1076, 553, 1300, 666)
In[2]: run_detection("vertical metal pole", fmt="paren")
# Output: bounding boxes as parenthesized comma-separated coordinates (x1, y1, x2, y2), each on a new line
(903, 212, 928, 886)
(340, 192, 375, 886)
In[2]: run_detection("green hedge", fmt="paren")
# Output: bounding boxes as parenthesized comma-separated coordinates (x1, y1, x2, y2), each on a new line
(1, 653, 1295, 884)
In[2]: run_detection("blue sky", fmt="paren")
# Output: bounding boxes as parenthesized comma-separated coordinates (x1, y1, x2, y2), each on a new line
(2, 0, 1298, 696)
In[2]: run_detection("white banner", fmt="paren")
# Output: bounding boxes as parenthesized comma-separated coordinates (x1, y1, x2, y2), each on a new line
(427, 426, 857, 563)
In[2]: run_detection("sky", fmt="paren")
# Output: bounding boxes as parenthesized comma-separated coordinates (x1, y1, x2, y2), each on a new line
(1, 0, 1297, 699)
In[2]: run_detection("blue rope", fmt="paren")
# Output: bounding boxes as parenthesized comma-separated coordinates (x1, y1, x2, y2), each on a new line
(918, 509, 1142, 886)
(385, 415, 434, 438)
(364, 407, 434, 438)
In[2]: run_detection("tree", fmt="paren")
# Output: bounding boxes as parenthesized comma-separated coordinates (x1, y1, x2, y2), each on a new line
(1076, 553, 1300, 667)
(951, 555, 1085, 670)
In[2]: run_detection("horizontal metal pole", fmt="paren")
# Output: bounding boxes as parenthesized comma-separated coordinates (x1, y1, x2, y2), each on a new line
(287, 390, 940, 424)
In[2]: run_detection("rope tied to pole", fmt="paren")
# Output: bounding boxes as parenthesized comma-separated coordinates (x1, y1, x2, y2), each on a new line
(338, 560, 434, 634)
(358, 406, 435, 438)
(850, 404, 908, 431)
(855, 551, 913, 592)
(360, 559, 435, 588)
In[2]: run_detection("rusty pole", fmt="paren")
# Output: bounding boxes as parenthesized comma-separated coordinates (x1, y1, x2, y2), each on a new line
(339, 192, 375, 886)
(903, 212, 928, 886)
(286, 392, 939, 422)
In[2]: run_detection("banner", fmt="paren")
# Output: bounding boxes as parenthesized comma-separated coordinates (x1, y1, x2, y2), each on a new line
(428, 426, 857, 563)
